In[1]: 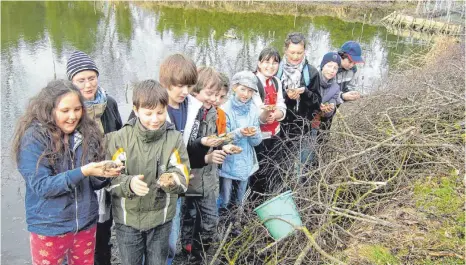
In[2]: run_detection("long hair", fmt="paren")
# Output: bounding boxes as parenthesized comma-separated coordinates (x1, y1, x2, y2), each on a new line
(12, 79, 104, 171)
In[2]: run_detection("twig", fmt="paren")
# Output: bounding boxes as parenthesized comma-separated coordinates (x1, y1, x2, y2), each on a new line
(209, 222, 232, 265)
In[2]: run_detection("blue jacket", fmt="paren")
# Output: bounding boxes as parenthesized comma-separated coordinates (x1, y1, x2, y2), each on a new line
(219, 97, 262, 181)
(17, 123, 108, 236)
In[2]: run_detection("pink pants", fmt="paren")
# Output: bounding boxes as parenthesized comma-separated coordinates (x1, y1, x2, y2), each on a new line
(30, 225, 96, 265)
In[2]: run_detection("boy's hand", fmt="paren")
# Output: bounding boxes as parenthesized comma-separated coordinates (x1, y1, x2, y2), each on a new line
(240, 127, 257, 137)
(201, 137, 223, 147)
(130, 175, 149, 196)
(205, 150, 227, 164)
(81, 160, 124, 177)
(296, 87, 305, 94)
(320, 103, 335, 113)
(342, 91, 361, 101)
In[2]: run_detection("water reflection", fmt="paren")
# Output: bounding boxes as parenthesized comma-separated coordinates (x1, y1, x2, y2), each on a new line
(1, 2, 430, 263)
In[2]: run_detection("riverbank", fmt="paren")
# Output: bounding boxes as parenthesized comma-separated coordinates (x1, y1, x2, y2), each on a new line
(135, 1, 416, 25)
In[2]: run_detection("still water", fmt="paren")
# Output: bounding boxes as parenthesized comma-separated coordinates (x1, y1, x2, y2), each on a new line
(1, 2, 429, 263)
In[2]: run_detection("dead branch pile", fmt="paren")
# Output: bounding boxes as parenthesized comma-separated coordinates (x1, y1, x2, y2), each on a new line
(211, 39, 465, 265)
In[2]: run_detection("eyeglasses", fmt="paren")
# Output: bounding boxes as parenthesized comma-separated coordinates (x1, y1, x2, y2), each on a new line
(73, 76, 97, 88)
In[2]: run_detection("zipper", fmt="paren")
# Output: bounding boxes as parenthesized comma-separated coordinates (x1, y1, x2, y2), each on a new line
(68, 137, 80, 234)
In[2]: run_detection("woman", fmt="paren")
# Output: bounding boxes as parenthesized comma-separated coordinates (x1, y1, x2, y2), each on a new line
(12, 80, 123, 265)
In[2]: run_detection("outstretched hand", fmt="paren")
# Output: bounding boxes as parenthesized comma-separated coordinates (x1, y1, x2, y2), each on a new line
(81, 160, 124, 178)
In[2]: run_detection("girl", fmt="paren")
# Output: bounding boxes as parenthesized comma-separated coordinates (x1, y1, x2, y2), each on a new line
(219, 71, 262, 213)
(12, 80, 123, 265)
(251, 47, 287, 194)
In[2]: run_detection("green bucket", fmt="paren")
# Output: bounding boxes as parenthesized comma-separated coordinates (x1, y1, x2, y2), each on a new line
(254, 190, 302, 240)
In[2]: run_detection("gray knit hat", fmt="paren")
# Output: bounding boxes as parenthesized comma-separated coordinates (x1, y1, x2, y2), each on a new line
(231, 71, 258, 92)
(66, 51, 99, 80)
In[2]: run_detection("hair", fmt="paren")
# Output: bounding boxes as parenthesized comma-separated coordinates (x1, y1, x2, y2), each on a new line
(338, 51, 350, 60)
(284, 32, 306, 49)
(258, 47, 281, 63)
(12, 79, 103, 170)
(191, 66, 222, 95)
(159, 54, 198, 89)
(133, 79, 168, 110)
(219, 72, 230, 93)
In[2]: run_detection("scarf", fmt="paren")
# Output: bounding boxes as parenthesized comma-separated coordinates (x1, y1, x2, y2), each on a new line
(280, 56, 306, 90)
(84, 87, 107, 133)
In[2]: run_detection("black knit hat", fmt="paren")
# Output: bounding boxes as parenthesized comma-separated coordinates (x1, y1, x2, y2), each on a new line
(66, 51, 99, 80)
(320, 52, 341, 70)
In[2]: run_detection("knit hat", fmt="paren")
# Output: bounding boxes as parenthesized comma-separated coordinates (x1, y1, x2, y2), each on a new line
(340, 41, 364, 63)
(66, 51, 99, 80)
(231, 71, 258, 92)
(320, 52, 341, 69)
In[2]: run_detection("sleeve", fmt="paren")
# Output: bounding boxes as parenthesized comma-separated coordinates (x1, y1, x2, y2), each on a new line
(17, 130, 85, 199)
(247, 107, 263, 147)
(252, 92, 266, 124)
(186, 137, 210, 169)
(342, 68, 359, 93)
(164, 135, 190, 194)
(109, 97, 123, 130)
(105, 132, 135, 199)
(226, 111, 244, 142)
(275, 77, 287, 122)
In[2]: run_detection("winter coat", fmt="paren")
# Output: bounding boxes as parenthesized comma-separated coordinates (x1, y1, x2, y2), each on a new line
(336, 67, 359, 94)
(105, 118, 190, 231)
(17, 122, 108, 236)
(219, 96, 262, 181)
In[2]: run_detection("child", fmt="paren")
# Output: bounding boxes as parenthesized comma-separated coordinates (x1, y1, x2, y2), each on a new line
(251, 47, 287, 194)
(337, 41, 363, 101)
(182, 66, 227, 263)
(13, 80, 123, 265)
(215, 72, 230, 135)
(106, 79, 190, 265)
(66, 50, 122, 265)
(219, 71, 262, 216)
(314, 52, 344, 131)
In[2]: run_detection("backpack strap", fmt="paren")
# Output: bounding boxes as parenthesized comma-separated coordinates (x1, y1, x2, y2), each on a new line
(303, 63, 310, 87)
(276, 64, 283, 80)
(256, 75, 266, 102)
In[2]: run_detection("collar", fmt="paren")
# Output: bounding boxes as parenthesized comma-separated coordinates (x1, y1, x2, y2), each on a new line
(134, 118, 168, 143)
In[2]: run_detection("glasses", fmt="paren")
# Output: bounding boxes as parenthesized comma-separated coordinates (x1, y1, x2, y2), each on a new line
(73, 76, 97, 88)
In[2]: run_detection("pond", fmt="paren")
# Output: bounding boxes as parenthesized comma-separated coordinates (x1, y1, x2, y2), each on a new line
(1, 2, 430, 263)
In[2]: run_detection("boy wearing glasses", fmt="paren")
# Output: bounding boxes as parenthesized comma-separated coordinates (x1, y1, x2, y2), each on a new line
(67, 50, 122, 265)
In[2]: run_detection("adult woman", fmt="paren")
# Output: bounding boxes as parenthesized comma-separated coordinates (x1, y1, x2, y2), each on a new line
(12, 80, 123, 265)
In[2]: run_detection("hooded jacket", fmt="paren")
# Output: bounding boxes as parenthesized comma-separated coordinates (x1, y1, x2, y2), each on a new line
(18, 122, 108, 236)
(105, 118, 190, 231)
(219, 96, 262, 181)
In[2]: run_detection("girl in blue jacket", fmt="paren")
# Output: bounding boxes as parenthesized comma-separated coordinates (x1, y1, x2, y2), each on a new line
(219, 71, 262, 212)
(12, 80, 123, 265)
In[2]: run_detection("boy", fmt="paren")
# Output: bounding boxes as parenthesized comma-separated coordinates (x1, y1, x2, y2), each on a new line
(106, 79, 190, 265)
(181, 67, 227, 263)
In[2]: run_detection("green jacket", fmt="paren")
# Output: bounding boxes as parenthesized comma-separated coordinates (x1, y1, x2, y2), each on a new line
(105, 118, 190, 230)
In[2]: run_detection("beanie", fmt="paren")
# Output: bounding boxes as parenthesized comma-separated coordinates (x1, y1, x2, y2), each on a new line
(320, 52, 341, 70)
(66, 51, 99, 80)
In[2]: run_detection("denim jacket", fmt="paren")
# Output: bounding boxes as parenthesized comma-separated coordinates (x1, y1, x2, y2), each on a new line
(219, 96, 262, 181)
(17, 122, 108, 236)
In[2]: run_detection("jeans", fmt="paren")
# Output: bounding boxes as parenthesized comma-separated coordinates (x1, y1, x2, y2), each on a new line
(219, 177, 248, 209)
(296, 128, 318, 178)
(183, 189, 219, 259)
(115, 221, 171, 265)
(166, 198, 182, 265)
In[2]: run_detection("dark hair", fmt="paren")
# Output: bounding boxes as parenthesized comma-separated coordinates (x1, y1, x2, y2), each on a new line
(219, 72, 230, 92)
(192, 66, 222, 95)
(338, 51, 350, 60)
(12, 79, 103, 169)
(258, 47, 281, 64)
(159, 54, 197, 88)
(284, 32, 306, 49)
(133, 79, 168, 109)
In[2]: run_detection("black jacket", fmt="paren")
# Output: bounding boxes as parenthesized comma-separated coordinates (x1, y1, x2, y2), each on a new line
(102, 96, 123, 134)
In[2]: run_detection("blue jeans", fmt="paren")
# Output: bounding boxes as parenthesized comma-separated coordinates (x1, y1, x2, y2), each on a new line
(219, 177, 248, 209)
(166, 198, 182, 265)
(114, 221, 171, 265)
